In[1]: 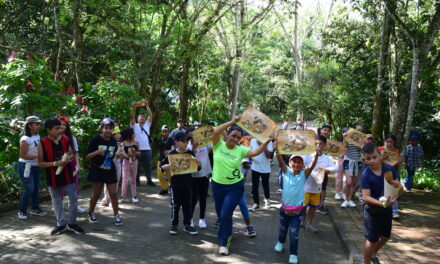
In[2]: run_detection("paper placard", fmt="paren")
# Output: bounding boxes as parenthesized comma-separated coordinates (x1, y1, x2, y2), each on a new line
(193, 125, 214, 149)
(168, 153, 198, 175)
(382, 149, 399, 166)
(345, 128, 368, 147)
(313, 168, 326, 184)
(324, 139, 346, 157)
(237, 106, 276, 143)
(276, 129, 315, 155)
(384, 171, 400, 199)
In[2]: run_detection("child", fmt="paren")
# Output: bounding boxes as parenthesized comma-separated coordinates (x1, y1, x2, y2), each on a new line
(274, 144, 319, 264)
(303, 135, 338, 233)
(361, 142, 399, 264)
(86, 118, 123, 226)
(161, 131, 201, 235)
(37, 118, 84, 235)
(101, 126, 122, 206)
(378, 134, 403, 218)
(157, 125, 175, 195)
(403, 135, 424, 192)
(118, 127, 141, 203)
(17, 116, 47, 219)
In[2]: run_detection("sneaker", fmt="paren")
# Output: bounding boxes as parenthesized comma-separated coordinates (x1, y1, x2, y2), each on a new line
(335, 193, 342, 200)
(118, 197, 126, 203)
(17, 211, 28, 220)
(147, 180, 156, 187)
(348, 200, 357, 208)
(88, 212, 98, 223)
(76, 206, 86, 213)
(169, 225, 178, 235)
(246, 225, 256, 238)
(184, 225, 198, 235)
(277, 189, 283, 193)
(51, 225, 66, 235)
(264, 199, 271, 209)
(67, 224, 85, 234)
(289, 254, 298, 263)
(158, 189, 168, 195)
(114, 215, 123, 226)
(199, 219, 207, 229)
(371, 257, 381, 264)
(132, 196, 139, 203)
(305, 225, 319, 233)
(219, 246, 229, 256)
(393, 213, 400, 219)
(190, 219, 195, 227)
(341, 193, 346, 200)
(249, 204, 260, 212)
(29, 209, 47, 216)
(341, 200, 349, 208)
(317, 205, 328, 215)
(274, 241, 284, 253)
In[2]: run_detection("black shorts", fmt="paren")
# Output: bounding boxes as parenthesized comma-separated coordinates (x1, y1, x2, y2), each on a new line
(363, 208, 392, 242)
(321, 173, 329, 191)
(87, 166, 118, 184)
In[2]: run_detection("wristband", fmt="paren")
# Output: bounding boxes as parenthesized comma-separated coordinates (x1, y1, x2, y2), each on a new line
(53, 161, 57, 167)
(381, 200, 386, 208)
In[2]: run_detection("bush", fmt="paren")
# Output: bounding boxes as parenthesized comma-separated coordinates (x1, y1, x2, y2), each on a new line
(401, 160, 440, 191)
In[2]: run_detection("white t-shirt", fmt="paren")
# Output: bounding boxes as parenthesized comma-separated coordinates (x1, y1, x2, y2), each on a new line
(18, 135, 40, 166)
(193, 145, 212, 177)
(302, 154, 338, 193)
(133, 121, 152, 150)
(250, 138, 273, 174)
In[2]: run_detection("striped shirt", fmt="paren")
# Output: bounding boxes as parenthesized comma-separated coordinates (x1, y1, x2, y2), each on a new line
(344, 143, 361, 161)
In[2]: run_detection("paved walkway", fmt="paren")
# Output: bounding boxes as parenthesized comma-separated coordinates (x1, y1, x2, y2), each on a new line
(0, 164, 349, 264)
(326, 175, 440, 264)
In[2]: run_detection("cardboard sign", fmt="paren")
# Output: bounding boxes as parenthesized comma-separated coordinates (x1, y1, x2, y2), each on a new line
(168, 153, 198, 175)
(382, 149, 400, 166)
(312, 168, 326, 184)
(276, 129, 315, 155)
(133, 100, 146, 107)
(384, 171, 400, 199)
(324, 139, 346, 157)
(193, 125, 214, 148)
(237, 106, 276, 143)
(345, 128, 368, 147)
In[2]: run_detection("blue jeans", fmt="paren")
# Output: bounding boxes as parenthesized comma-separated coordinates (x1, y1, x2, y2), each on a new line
(238, 191, 250, 220)
(278, 208, 301, 255)
(404, 168, 416, 190)
(212, 179, 244, 246)
(18, 162, 41, 212)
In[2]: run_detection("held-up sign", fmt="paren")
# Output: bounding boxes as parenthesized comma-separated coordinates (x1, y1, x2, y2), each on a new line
(382, 149, 400, 166)
(168, 153, 198, 176)
(384, 171, 400, 199)
(276, 129, 315, 155)
(324, 140, 346, 158)
(237, 106, 276, 143)
(193, 125, 214, 149)
(345, 128, 368, 148)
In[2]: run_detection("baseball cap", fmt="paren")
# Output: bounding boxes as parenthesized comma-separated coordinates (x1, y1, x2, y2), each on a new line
(289, 155, 304, 163)
(112, 126, 121, 134)
(175, 131, 188, 141)
(177, 119, 184, 123)
(162, 125, 170, 131)
(26, 116, 41, 123)
(410, 135, 419, 141)
(101, 118, 115, 126)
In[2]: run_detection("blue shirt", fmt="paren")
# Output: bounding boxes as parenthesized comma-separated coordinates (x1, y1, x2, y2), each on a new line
(405, 144, 424, 170)
(361, 164, 397, 200)
(282, 168, 307, 207)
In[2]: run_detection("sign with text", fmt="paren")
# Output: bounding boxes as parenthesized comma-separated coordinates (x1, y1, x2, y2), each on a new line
(168, 153, 198, 175)
(237, 106, 276, 143)
(276, 129, 315, 155)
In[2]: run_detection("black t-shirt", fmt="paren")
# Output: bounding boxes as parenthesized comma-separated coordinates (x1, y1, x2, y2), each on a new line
(160, 149, 197, 190)
(158, 136, 175, 161)
(86, 135, 118, 180)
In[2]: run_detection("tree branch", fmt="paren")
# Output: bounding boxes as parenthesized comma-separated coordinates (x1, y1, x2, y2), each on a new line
(383, 0, 414, 44)
(0, 45, 91, 64)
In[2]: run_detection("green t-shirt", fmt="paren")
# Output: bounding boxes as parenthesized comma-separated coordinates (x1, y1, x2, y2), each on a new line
(212, 139, 249, 185)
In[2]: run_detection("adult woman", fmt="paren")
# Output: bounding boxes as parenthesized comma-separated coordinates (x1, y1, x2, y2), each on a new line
(211, 116, 272, 255)
(17, 116, 47, 219)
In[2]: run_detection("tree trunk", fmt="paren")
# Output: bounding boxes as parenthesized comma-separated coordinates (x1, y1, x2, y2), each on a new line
(293, 1, 301, 85)
(179, 55, 191, 120)
(53, 0, 63, 79)
(388, 25, 399, 135)
(372, 9, 391, 140)
(229, 53, 242, 118)
(72, 0, 82, 90)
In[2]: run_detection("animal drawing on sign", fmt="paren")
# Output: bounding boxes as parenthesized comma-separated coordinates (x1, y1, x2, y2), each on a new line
(242, 116, 268, 134)
(198, 128, 213, 147)
(281, 134, 307, 152)
(327, 142, 340, 154)
(172, 157, 191, 173)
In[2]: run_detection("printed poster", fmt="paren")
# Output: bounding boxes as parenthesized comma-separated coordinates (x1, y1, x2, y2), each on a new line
(276, 129, 315, 155)
(345, 128, 368, 148)
(324, 139, 346, 158)
(382, 149, 400, 166)
(193, 125, 214, 149)
(384, 171, 400, 199)
(237, 105, 276, 143)
(168, 153, 198, 175)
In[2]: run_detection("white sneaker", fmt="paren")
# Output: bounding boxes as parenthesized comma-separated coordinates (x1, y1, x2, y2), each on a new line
(334, 193, 342, 200)
(132, 197, 139, 203)
(17, 211, 28, 220)
(190, 219, 195, 227)
(118, 198, 125, 203)
(277, 189, 283, 193)
(341, 200, 349, 208)
(199, 219, 207, 229)
(219, 246, 229, 256)
(348, 200, 356, 207)
(341, 193, 346, 200)
(76, 206, 86, 213)
(264, 199, 271, 209)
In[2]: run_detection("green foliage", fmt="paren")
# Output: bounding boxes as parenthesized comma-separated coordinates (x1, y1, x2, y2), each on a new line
(0, 162, 22, 203)
(401, 160, 440, 191)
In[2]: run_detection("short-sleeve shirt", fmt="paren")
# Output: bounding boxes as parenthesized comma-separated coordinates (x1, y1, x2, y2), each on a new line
(160, 149, 196, 189)
(282, 168, 307, 207)
(212, 140, 249, 185)
(345, 142, 362, 161)
(361, 164, 397, 200)
(18, 135, 40, 166)
(303, 154, 337, 193)
(193, 146, 212, 178)
(132, 121, 152, 150)
(86, 135, 118, 181)
(158, 136, 175, 161)
(405, 144, 424, 170)
(250, 138, 273, 174)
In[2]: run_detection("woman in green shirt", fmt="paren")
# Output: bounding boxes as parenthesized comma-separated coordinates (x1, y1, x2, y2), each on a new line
(212, 116, 272, 256)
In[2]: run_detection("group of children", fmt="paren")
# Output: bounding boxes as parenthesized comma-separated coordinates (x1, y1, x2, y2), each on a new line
(16, 112, 424, 264)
